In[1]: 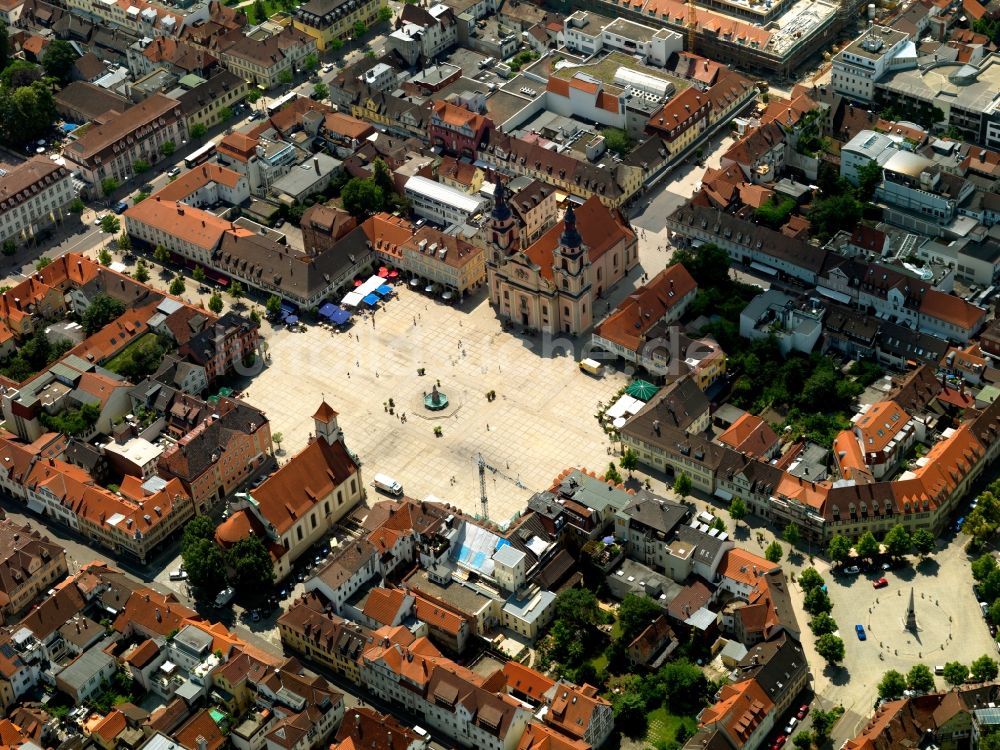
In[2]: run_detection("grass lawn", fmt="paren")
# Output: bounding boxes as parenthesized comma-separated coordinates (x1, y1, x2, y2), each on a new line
(588, 652, 609, 673)
(103, 332, 159, 374)
(245, 0, 284, 23)
(645, 707, 698, 748)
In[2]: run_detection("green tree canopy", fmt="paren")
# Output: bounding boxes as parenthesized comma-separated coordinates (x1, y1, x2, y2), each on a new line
(877, 670, 907, 701)
(671, 243, 731, 290)
(673, 472, 692, 498)
(377, 5, 392, 21)
(809, 193, 863, 242)
(39, 402, 100, 436)
(906, 664, 936, 694)
(765, 540, 783, 563)
(971, 655, 999, 683)
(190, 123, 207, 139)
(82, 294, 126, 335)
(313, 82, 329, 101)
(226, 536, 275, 589)
(728, 496, 747, 526)
(0, 81, 57, 146)
(815, 633, 845, 665)
(809, 612, 838, 636)
(182, 537, 226, 591)
(810, 709, 836, 744)
(616, 594, 661, 645)
(265, 294, 282, 318)
(601, 127, 633, 156)
(973, 554, 997, 581)
(619, 447, 638, 475)
(783, 523, 801, 546)
(41, 40, 80, 84)
(169, 275, 185, 295)
(856, 159, 883, 201)
(942, 661, 968, 687)
(911, 529, 935, 557)
(341, 177, 384, 219)
(799, 567, 825, 592)
(803, 587, 833, 617)
(208, 291, 224, 314)
(605, 462, 622, 484)
(856, 531, 879, 559)
(883, 524, 911, 558)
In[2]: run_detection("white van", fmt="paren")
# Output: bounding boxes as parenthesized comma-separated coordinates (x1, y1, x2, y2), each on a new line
(785, 717, 798, 735)
(373, 473, 403, 496)
(935, 665, 945, 675)
(579, 358, 604, 377)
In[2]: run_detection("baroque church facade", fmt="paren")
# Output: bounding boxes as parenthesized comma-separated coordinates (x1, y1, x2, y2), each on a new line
(485, 181, 639, 336)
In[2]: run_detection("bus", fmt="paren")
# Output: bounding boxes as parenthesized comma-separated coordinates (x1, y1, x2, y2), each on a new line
(184, 141, 217, 169)
(267, 91, 299, 115)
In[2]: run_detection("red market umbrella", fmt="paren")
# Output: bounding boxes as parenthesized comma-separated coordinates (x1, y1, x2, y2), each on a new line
(378, 266, 389, 278)
(353, 279, 363, 287)
(387, 270, 399, 278)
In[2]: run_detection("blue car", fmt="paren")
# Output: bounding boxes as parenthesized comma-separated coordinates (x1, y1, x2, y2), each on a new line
(855, 624, 867, 641)
(113, 201, 129, 214)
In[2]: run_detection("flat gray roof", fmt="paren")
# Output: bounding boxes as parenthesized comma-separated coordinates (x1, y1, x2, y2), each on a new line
(878, 58, 1000, 115)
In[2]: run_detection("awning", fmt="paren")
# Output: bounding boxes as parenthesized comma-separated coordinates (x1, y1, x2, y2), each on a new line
(714, 488, 734, 501)
(330, 309, 352, 325)
(354, 279, 363, 287)
(362, 293, 380, 305)
(280, 303, 296, 316)
(378, 266, 389, 278)
(626, 379, 658, 400)
(749, 261, 778, 277)
(816, 285, 851, 304)
(388, 270, 399, 278)
(318, 302, 338, 318)
(285, 315, 299, 324)
(409, 278, 421, 288)
(215, 275, 229, 286)
(376, 284, 393, 296)
(342, 291, 363, 307)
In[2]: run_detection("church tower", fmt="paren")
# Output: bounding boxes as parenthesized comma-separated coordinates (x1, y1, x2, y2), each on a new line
(312, 400, 342, 444)
(489, 179, 519, 262)
(553, 204, 587, 293)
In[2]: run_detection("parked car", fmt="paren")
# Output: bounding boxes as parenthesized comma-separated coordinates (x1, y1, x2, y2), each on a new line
(844, 565, 861, 575)
(113, 201, 129, 214)
(251, 609, 261, 622)
(169, 569, 187, 581)
(167, 167, 181, 178)
(855, 624, 867, 641)
(215, 587, 235, 606)
(873, 577, 889, 589)
(796, 705, 809, 720)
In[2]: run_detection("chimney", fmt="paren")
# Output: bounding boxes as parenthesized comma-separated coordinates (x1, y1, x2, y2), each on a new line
(155, 608, 161, 621)
(197, 736, 207, 750)
(314, 157, 320, 174)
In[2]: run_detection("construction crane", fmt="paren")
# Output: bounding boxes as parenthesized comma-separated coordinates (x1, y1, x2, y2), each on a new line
(477, 452, 526, 521)
(687, 0, 697, 54)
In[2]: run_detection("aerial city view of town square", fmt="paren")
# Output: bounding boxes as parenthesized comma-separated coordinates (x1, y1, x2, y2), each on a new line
(4, 0, 1000, 748)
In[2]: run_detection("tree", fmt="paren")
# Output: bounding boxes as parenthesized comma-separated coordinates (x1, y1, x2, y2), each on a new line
(810, 710, 835, 744)
(226, 536, 275, 589)
(856, 159, 883, 201)
(809, 612, 838, 636)
(183, 537, 227, 591)
(133, 159, 150, 174)
(250, 308, 261, 325)
(265, 294, 282, 318)
(353, 19, 368, 37)
(169, 275, 186, 295)
(101, 177, 119, 196)
(856, 531, 879, 559)
(982, 731, 1000, 750)
(35, 256, 52, 272)
(728, 496, 747, 526)
(181, 514, 216, 548)
(617, 593, 661, 644)
(160, 140, 176, 157)
(973, 554, 998, 581)
(828, 533, 852, 565)
(710, 517, 726, 532)
(803, 587, 833, 617)
(907, 664, 936, 694)
(134, 260, 150, 283)
(1, 239, 14, 256)
(252, 0, 265, 19)
(619, 447, 638, 476)
(601, 127, 633, 156)
(117, 233, 131, 252)
(377, 5, 392, 22)
(878, 670, 907, 701)
(815, 633, 845, 665)
(341, 177, 384, 218)
(190, 123, 207, 139)
(219, 106, 234, 122)
(313, 82, 329, 101)
(809, 193, 863, 242)
(100, 215, 121, 234)
(229, 280, 244, 300)
(792, 732, 813, 750)
(97, 247, 112, 266)
(753, 195, 796, 229)
(912, 529, 935, 557)
(330, 38, 344, 54)
(799, 567, 825, 592)
(278, 69, 293, 86)
(942, 661, 968, 687)
(0, 21, 8, 71)
(605, 462, 622, 484)
(883, 524, 912, 558)
(673, 472, 692, 499)
(41, 39, 79, 83)
(208, 291, 224, 314)
(0, 79, 55, 146)
(154, 244, 171, 264)
(133, 190, 150, 204)
(971, 655, 999, 683)
(783, 523, 801, 547)
(303, 53, 319, 72)
(0, 59, 42, 90)
(192, 266, 206, 283)
(272, 432, 283, 452)
(372, 158, 394, 197)
(659, 659, 711, 715)
(765, 540, 783, 563)
(670, 243, 732, 290)
(246, 90, 262, 103)
(69, 198, 85, 214)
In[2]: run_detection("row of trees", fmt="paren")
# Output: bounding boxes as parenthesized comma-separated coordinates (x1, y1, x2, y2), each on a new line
(878, 656, 999, 701)
(799, 567, 846, 667)
(181, 515, 275, 593)
(826, 525, 936, 566)
(960, 483, 1000, 548)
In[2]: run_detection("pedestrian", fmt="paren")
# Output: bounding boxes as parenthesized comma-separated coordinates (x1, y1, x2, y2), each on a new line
(376, 371, 379, 378)
(486, 423, 490, 431)
(356, 360, 360, 367)
(413, 316, 417, 326)
(347, 372, 351, 379)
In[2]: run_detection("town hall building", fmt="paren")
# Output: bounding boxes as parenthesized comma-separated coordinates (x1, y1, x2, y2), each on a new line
(485, 182, 639, 335)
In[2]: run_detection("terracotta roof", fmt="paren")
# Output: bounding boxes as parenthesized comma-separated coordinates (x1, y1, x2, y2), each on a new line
(717, 413, 778, 458)
(251, 436, 359, 535)
(362, 588, 409, 626)
(125, 199, 235, 251)
(517, 722, 591, 750)
(699, 679, 774, 747)
(593, 263, 696, 352)
(175, 709, 226, 750)
(854, 400, 910, 454)
(333, 708, 428, 750)
(523, 197, 634, 281)
(65, 94, 181, 163)
(833, 430, 873, 483)
(112, 588, 199, 637)
(324, 112, 376, 141)
(717, 548, 778, 588)
(0, 157, 70, 213)
(153, 163, 244, 202)
(313, 400, 338, 422)
(125, 639, 160, 668)
(92, 710, 128, 744)
(432, 99, 487, 131)
(544, 681, 610, 740)
(503, 661, 556, 702)
(919, 289, 985, 331)
(412, 593, 467, 635)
